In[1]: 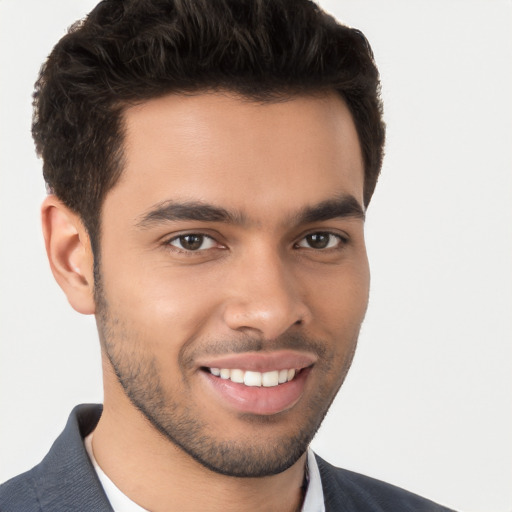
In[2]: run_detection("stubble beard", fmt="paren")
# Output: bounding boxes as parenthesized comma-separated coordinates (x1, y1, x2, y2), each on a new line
(94, 276, 359, 478)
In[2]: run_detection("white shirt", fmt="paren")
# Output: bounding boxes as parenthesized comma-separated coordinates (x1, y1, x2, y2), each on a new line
(84, 433, 325, 512)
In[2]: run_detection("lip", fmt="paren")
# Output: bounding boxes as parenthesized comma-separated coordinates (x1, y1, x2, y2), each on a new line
(200, 364, 313, 416)
(196, 350, 317, 373)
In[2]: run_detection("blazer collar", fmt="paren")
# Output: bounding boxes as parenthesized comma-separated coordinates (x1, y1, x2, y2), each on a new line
(33, 404, 113, 511)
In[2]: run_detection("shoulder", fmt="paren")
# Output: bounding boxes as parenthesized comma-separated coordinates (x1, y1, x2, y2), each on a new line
(0, 404, 109, 512)
(0, 468, 41, 512)
(316, 455, 457, 512)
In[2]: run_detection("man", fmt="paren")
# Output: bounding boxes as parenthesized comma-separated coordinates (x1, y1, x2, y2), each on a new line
(0, 0, 455, 510)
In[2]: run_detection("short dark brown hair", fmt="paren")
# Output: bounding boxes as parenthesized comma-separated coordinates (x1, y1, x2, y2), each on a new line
(33, 0, 385, 252)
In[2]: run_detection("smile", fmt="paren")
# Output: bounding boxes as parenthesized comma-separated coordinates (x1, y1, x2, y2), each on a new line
(197, 351, 316, 414)
(207, 367, 298, 387)
(202, 365, 311, 415)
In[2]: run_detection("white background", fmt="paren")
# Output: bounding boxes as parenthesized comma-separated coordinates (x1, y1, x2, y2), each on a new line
(0, 1, 510, 511)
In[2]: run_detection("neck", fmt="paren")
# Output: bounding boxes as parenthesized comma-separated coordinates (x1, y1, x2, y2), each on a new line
(93, 379, 307, 512)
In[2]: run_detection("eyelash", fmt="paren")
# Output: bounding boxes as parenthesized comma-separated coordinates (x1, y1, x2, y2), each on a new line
(294, 232, 348, 251)
(164, 231, 348, 254)
(165, 233, 220, 254)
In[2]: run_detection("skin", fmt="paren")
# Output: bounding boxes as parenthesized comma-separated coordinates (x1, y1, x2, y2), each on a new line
(42, 91, 370, 512)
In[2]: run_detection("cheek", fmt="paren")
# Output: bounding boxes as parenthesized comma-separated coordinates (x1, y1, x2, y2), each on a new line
(100, 256, 225, 346)
(304, 259, 370, 334)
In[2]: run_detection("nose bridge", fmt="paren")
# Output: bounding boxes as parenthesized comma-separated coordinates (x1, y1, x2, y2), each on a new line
(222, 243, 309, 338)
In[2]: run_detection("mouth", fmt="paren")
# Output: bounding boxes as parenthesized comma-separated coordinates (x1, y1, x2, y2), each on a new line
(202, 367, 300, 387)
(196, 352, 315, 415)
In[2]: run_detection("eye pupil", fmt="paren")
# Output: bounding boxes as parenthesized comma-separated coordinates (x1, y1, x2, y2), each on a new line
(306, 233, 330, 249)
(180, 234, 203, 250)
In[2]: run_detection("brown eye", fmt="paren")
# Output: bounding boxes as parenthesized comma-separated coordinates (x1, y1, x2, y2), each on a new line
(296, 232, 343, 250)
(168, 234, 216, 251)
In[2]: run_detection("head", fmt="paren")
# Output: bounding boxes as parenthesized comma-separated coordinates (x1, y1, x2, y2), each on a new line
(37, 0, 385, 478)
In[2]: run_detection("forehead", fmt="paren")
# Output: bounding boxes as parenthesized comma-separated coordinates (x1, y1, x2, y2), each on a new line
(106, 92, 364, 223)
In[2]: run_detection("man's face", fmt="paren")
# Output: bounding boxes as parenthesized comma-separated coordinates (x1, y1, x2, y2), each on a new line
(96, 92, 369, 477)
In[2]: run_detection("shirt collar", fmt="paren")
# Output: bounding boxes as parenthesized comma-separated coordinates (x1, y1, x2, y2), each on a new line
(301, 449, 326, 512)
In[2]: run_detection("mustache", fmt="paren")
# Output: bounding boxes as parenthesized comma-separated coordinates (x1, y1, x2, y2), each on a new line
(181, 332, 328, 367)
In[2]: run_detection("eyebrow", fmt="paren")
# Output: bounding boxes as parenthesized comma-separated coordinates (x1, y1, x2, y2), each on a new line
(135, 200, 245, 229)
(293, 195, 365, 224)
(135, 194, 364, 230)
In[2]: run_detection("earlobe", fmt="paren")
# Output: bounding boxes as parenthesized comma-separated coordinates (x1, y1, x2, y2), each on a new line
(41, 195, 96, 315)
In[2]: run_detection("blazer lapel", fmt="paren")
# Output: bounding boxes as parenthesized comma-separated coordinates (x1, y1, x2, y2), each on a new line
(32, 404, 113, 512)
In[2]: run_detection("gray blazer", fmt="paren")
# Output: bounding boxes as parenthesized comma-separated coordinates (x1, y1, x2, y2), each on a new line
(0, 404, 455, 511)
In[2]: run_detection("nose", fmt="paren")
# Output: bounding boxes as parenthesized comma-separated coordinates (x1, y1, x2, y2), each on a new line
(222, 247, 311, 340)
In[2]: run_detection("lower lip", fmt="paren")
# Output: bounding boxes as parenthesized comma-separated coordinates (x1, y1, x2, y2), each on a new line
(200, 367, 311, 416)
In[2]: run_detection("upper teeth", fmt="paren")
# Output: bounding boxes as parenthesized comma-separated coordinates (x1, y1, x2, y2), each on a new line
(209, 368, 296, 387)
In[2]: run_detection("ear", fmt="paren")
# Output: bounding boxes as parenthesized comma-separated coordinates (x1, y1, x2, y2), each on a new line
(41, 195, 96, 315)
